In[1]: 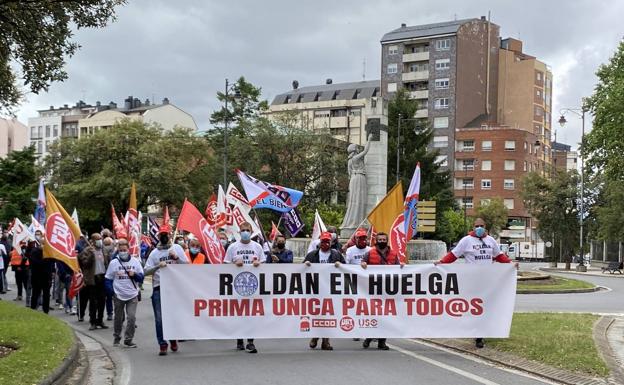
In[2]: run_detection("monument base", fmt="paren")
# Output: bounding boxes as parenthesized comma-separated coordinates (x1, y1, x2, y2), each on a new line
(340, 227, 358, 239)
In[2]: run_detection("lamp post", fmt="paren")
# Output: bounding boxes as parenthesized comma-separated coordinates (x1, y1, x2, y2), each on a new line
(462, 159, 478, 233)
(396, 114, 424, 184)
(222, 79, 240, 187)
(558, 101, 588, 272)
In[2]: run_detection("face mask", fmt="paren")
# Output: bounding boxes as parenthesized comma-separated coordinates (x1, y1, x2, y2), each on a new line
(118, 251, 130, 262)
(240, 231, 251, 242)
(376, 242, 388, 249)
(177, 240, 185, 246)
(190, 247, 200, 254)
(474, 227, 486, 238)
(330, 233, 337, 241)
(159, 234, 169, 245)
(95, 240, 103, 248)
(276, 242, 285, 249)
(220, 239, 228, 247)
(35, 236, 43, 242)
(356, 239, 367, 248)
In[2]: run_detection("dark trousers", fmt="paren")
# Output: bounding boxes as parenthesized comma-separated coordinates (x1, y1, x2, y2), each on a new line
(79, 285, 91, 319)
(30, 275, 51, 313)
(14, 270, 27, 297)
(90, 275, 106, 325)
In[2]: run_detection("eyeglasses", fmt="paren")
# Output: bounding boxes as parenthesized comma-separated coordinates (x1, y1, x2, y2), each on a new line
(474, 225, 485, 228)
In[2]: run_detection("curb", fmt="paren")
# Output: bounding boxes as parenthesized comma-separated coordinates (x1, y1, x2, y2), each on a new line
(420, 338, 609, 385)
(594, 316, 624, 384)
(539, 267, 624, 278)
(39, 330, 85, 385)
(517, 286, 602, 294)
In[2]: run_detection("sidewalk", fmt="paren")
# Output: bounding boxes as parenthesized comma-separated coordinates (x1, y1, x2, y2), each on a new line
(538, 263, 624, 278)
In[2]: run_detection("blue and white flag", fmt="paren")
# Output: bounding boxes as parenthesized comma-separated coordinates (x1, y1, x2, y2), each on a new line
(404, 163, 421, 241)
(148, 216, 160, 246)
(34, 179, 46, 225)
(236, 169, 303, 213)
(282, 208, 304, 236)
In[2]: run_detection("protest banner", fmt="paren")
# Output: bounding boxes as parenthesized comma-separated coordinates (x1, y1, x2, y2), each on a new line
(161, 264, 516, 339)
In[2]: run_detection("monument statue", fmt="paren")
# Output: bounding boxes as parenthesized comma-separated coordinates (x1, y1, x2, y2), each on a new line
(341, 134, 372, 230)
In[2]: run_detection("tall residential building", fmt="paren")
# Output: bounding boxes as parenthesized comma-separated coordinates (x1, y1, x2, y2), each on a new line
(552, 142, 578, 172)
(0, 118, 29, 158)
(380, 17, 500, 169)
(28, 96, 196, 159)
(498, 38, 553, 171)
(267, 80, 384, 145)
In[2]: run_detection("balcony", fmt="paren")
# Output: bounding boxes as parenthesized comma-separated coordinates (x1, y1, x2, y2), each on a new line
(409, 90, 429, 99)
(402, 71, 429, 82)
(403, 52, 429, 62)
(415, 109, 428, 118)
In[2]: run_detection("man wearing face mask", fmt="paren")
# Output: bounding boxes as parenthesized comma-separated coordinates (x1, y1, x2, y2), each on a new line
(185, 239, 206, 264)
(267, 235, 293, 263)
(105, 238, 144, 348)
(102, 237, 116, 321)
(144, 222, 188, 356)
(217, 231, 230, 252)
(79, 233, 109, 330)
(435, 217, 517, 348)
(345, 229, 370, 265)
(224, 222, 265, 353)
(304, 231, 345, 351)
(29, 230, 54, 313)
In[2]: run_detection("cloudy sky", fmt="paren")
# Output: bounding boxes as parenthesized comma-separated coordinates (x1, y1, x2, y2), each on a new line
(12, 0, 624, 149)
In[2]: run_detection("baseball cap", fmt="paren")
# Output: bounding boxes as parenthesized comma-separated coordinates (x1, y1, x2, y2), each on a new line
(320, 232, 332, 241)
(355, 229, 367, 238)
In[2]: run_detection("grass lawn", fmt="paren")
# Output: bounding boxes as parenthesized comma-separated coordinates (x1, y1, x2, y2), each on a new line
(488, 313, 609, 377)
(517, 275, 595, 291)
(0, 301, 74, 385)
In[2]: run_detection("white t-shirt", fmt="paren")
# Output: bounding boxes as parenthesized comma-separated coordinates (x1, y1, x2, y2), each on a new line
(345, 245, 371, 264)
(318, 250, 331, 264)
(105, 258, 144, 301)
(144, 244, 188, 288)
(451, 235, 501, 265)
(224, 241, 266, 265)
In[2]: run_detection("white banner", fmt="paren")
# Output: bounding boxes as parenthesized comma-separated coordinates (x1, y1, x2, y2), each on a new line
(161, 264, 516, 340)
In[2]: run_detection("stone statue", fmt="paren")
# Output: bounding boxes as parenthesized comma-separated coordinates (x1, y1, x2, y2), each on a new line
(341, 135, 372, 230)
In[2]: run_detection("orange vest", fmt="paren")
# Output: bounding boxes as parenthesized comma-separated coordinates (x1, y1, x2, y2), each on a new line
(10, 250, 28, 266)
(185, 250, 206, 265)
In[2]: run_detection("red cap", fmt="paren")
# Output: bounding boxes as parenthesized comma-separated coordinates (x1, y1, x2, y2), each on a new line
(355, 229, 367, 238)
(320, 232, 332, 241)
(158, 224, 171, 234)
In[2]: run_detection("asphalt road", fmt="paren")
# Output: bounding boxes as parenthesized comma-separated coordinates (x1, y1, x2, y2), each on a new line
(4, 262, 618, 385)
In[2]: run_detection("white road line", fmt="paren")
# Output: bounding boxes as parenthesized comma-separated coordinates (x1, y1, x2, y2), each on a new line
(387, 343, 502, 385)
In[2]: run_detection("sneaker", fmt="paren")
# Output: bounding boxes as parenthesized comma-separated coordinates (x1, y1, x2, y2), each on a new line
(113, 339, 121, 347)
(107, 315, 113, 321)
(378, 343, 390, 351)
(362, 339, 371, 349)
(246, 343, 257, 353)
(97, 323, 109, 329)
(89, 324, 97, 330)
(78, 317, 84, 322)
(236, 340, 245, 350)
(475, 338, 485, 349)
(170, 341, 178, 352)
(124, 341, 137, 348)
(159, 344, 168, 356)
(58, 303, 64, 310)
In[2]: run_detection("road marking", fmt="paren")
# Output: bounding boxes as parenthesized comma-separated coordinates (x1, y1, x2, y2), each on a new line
(387, 343, 502, 385)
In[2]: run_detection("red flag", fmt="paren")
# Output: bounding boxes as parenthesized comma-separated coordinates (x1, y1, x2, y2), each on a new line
(269, 221, 282, 242)
(205, 193, 218, 224)
(389, 214, 407, 263)
(177, 199, 224, 264)
(111, 205, 127, 239)
(161, 206, 171, 233)
(68, 271, 84, 299)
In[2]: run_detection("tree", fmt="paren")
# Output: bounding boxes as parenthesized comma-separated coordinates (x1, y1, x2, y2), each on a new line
(43, 120, 218, 232)
(386, 88, 456, 240)
(0, 147, 39, 223)
(593, 179, 624, 241)
(475, 198, 508, 238)
(521, 171, 580, 267)
(437, 208, 466, 246)
(0, 0, 126, 114)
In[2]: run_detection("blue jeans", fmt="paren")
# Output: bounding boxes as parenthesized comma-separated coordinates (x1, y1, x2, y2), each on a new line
(151, 288, 166, 347)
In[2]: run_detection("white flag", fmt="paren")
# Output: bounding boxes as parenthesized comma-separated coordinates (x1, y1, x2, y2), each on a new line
(307, 210, 327, 253)
(11, 218, 33, 253)
(29, 215, 45, 234)
(71, 208, 81, 230)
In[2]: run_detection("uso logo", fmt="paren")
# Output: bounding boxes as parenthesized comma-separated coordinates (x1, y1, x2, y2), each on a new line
(340, 316, 354, 332)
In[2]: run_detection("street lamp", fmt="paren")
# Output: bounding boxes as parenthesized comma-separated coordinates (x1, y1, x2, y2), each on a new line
(462, 159, 478, 233)
(222, 78, 241, 187)
(396, 114, 424, 184)
(558, 101, 588, 272)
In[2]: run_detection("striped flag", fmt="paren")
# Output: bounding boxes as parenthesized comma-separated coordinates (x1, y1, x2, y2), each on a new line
(403, 163, 421, 242)
(235, 169, 303, 213)
(147, 216, 160, 245)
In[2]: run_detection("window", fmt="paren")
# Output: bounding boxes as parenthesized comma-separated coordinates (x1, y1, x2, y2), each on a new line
(36, 141, 43, 154)
(284, 95, 291, 104)
(504, 160, 516, 170)
(387, 82, 397, 93)
(504, 179, 515, 190)
(524, 161, 528, 171)
(433, 135, 448, 148)
(434, 98, 449, 109)
(387, 63, 398, 74)
(461, 197, 473, 208)
(504, 140, 516, 151)
(433, 117, 449, 128)
(462, 178, 474, 189)
(462, 140, 475, 151)
(435, 155, 448, 167)
(481, 179, 492, 189)
(461, 159, 476, 170)
(330, 109, 347, 117)
(45, 125, 51, 137)
(53, 124, 58, 137)
(435, 39, 450, 51)
(504, 199, 515, 209)
(314, 110, 330, 118)
(481, 160, 491, 171)
(388, 45, 398, 55)
(435, 59, 450, 70)
(536, 72, 542, 81)
(408, 63, 428, 72)
(534, 105, 543, 116)
(435, 78, 449, 89)
(482, 140, 492, 151)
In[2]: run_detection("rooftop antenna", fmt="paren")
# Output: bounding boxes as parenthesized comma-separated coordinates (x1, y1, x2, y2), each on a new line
(362, 57, 366, 81)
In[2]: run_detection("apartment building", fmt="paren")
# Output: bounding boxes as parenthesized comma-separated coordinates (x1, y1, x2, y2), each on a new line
(552, 142, 578, 172)
(267, 80, 385, 146)
(454, 125, 544, 241)
(380, 17, 500, 169)
(0, 118, 29, 158)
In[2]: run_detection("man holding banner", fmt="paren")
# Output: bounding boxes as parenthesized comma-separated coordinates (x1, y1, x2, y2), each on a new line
(435, 217, 517, 348)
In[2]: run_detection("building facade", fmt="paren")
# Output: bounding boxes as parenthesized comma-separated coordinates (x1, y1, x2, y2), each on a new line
(552, 142, 578, 172)
(0, 118, 29, 158)
(380, 17, 500, 170)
